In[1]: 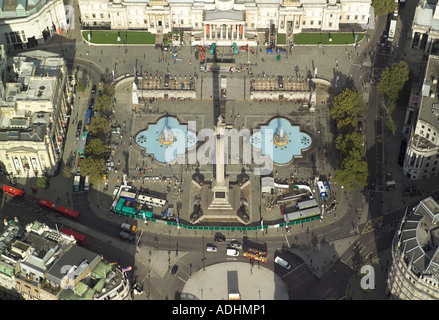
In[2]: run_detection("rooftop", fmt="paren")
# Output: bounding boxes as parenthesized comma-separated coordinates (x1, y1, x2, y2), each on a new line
(397, 196, 439, 279)
(418, 55, 439, 135)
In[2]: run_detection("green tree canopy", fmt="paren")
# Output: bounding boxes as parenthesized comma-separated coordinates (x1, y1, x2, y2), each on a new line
(80, 157, 105, 185)
(330, 88, 367, 132)
(334, 150, 368, 191)
(37, 176, 50, 189)
(335, 132, 365, 157)
(377, 61, 410, 113)
(101, 83, 115, 97)
(85, 138, 108, 159)
(372, 0, 395, 16)
(95, 94, 113, 115)
(76, 80, 85, 92)
(88, 116, 110, 140)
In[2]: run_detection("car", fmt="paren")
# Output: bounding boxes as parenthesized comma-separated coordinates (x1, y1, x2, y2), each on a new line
(170, 264, 178, 274)
(113, 186, 120, 196)
(357, 120, 363, 132)
(226, 248, 239, 256)
(274, 256, 291, 270)
(77, 120, 83, 130)
(89, 97, 95, 108)
(75, 130, 81, 140)
(91, 84, 96, 94)
(98, 89, 102, 97)
(276, 47, 287, 53)
(229, 241, 242, 250)
(380, 35, 387, 48)
(214, 232, 226, 242)
(206, 244, 217, 252)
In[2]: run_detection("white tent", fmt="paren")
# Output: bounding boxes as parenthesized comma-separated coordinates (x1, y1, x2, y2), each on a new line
(261, 177, 274, 193)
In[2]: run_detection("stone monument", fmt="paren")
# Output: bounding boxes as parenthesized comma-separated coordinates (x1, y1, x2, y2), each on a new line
(208, 116, 233, 211)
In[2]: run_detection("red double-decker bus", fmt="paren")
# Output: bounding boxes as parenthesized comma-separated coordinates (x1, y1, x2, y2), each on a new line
(38, 199, 80, 220)
(60, 228, 87, 246)
(2, 184, 24, 198)
(38, 198, 57, 210)
(56, 205, 80, 220)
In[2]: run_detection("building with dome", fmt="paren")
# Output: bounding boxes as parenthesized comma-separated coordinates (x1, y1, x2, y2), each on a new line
(387, 196, 439, 300)
(78, 0, 372, 46)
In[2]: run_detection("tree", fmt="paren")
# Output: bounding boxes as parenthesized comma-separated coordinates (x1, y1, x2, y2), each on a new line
(95, 94, 113, 115)
(385, 118, 397, 135)
(76, 80, 85, 93)
(101, 82, 115, 97)
(37, 176, 50, 190)
(79, 157, 105, 185)
(88, 116, 110, 139)
(371, 0, 395, 16)
(377, 61, 410, 112)
(330, 89, 367, 132)
(85, 138, 108, 159)
(334, 150, 369, 191)
(335, 132, 364, 157)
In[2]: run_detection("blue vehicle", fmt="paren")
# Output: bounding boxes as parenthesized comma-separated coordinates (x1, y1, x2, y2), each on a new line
(85, 108, 92, 125)
(266, 47, 273, 53)
(276, 47, 287, 53)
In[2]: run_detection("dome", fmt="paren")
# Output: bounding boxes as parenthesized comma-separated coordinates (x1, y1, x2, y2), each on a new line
(215, 0, 234, 11)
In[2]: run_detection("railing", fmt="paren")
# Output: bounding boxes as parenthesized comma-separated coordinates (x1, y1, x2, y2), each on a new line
(112, 209, 320, 231)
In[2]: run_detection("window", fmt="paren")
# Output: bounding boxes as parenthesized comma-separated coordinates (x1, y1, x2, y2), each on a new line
(346, 15, 350, 20)
(354, 15, 358, 20)
(92, 14, 96, 18)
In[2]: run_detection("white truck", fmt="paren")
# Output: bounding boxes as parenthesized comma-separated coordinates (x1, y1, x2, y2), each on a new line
(388, 19, 397, 41)
(84, 176, 90, 191)
(73, 175, 80, 192)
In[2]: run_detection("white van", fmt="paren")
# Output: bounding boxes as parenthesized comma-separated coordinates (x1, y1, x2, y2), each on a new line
(206, 244, 217, 252)
(274, 256, 291, 270)
(84, 176, 90, 191)
(226, 248, 239, 256)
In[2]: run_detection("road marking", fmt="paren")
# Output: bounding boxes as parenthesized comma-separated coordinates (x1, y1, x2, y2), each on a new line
(361, 216, 383, 235)
(177, 276, 186, 283)
(284, 235, 290, 247)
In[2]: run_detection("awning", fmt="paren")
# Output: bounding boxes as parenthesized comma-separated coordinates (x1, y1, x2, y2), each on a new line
(239, 25, 243, 35)
(206, 25, 210, 35)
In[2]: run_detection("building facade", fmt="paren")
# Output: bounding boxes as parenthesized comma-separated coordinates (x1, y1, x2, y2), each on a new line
(0, 220, 131, 300)
(410, 1, 439, 54)
(78, 0, 371, 45)
(403, 54, 439, 180)
(0, 0, 68, 52)
(0, 50, 71, 177)
(387, 197, 439, 300)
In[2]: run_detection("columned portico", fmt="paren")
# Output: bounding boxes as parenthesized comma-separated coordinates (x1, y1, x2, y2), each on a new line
(203, 21, 248, 45)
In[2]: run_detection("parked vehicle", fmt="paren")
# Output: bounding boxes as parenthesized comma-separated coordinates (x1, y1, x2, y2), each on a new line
(91, 84, 96, 94)
(226, 248, 239, 256)
(206, 244, 218, 252)
(274, 256, 291, 270)
(214, 232, 226, 242)
(229, 241, 243, 250)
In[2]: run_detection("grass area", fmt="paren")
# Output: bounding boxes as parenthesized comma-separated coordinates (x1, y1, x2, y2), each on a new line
(277, 34, 286, 45)
(82, 30, 156, 44)
(293, 32, 364, 45)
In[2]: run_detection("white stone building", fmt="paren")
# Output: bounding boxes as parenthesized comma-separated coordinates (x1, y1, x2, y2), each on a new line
(0, 50, 70, 177)
(0, 0, 68, 52)
(78, 0, 371, 45)
(387, 196, 439, 300)
(403, 54, 439, 180)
